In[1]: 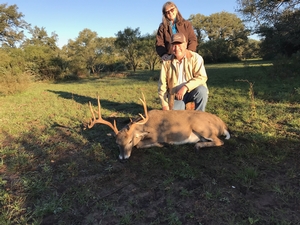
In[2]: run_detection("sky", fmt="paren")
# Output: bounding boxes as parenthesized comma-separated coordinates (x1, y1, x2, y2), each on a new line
(5, 0, 241, 48)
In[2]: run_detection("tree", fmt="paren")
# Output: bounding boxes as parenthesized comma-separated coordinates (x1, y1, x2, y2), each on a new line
(66, 29, 103, 76)
(0, 47, 31, 95)
(140, 34, 160, 70)
(0, 3, 29, 47)
(23, 26, 58, 50)
(190, 12, 249, 62)
(236, 0, 300, 29)
(189, 13, 207, 50)
(258, 9, 300, 58)
(21, 26, 62, 80)
(205, 12, 248, 42)
(237, 0, 300, 58)
(241, 39, 261, 59)
(114, 27, 143, 72)
(94, 37, 125, 72)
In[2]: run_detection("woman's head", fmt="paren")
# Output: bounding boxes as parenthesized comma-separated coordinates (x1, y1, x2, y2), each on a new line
(162, 1, 184, 24)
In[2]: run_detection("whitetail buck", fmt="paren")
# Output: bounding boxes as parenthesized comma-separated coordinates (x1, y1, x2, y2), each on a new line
(88, 94, 230, 160)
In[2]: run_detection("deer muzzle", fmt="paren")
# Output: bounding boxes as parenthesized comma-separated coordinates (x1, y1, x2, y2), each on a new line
(118, 145, 132, 160)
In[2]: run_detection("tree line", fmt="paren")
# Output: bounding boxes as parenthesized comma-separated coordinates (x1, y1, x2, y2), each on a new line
(1, 1, 299, 95)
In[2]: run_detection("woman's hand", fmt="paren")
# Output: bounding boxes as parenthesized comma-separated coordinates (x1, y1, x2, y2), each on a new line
(161, 54, 171, 61)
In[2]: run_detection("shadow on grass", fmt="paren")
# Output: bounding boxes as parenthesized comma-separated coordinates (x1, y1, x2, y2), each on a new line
(53, 70, 160, 84)
(46, 90, 156, 115)
(2, 123, 300, 224)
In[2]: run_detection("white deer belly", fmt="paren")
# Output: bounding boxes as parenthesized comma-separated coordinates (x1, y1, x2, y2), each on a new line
(172, 132, 200, 145)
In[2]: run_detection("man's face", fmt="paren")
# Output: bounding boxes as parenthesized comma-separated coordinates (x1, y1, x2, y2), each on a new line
(172, 42, 187, 60)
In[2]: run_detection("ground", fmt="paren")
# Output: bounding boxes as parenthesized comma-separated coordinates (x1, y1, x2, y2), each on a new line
(45, 123, 300, 225)
(2, 119, 299, 225)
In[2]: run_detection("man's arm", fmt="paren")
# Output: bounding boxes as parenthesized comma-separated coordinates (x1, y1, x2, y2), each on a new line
(158, 62, 170, 109)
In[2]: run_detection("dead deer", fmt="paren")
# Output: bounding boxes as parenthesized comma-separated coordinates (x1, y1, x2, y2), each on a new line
(88, 94, 230, 160)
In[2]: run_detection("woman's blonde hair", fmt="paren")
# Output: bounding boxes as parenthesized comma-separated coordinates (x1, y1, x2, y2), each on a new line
(162, 1, 184, 27)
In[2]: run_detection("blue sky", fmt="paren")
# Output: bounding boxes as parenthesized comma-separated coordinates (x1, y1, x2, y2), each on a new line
(5, 0, 241, 47)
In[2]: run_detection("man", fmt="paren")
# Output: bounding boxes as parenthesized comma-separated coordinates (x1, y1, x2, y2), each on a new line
(158, 32, 209, 111)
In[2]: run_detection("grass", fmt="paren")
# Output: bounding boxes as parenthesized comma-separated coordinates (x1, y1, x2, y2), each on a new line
(0, 60, 300, 224)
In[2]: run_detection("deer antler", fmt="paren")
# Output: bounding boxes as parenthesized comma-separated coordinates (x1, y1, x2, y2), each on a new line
(88, 95, 119, 135)
(136, 93, 149, 125)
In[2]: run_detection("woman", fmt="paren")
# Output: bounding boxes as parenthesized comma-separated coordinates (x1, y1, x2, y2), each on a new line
(156, 1, 198, 61)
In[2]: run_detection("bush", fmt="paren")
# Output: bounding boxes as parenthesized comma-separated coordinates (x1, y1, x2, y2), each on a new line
(0, 48, 32, 95)
(0, 72, 32, 96)
(272, 51, 300, 78)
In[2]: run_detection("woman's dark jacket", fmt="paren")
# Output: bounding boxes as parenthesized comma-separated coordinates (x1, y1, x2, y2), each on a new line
(156, 20, 198, 57)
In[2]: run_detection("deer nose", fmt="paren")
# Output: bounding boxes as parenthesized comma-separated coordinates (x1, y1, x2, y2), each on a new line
(118, 153, 130, 161)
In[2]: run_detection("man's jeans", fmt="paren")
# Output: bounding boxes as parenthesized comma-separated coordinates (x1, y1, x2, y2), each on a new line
(173, 86, 208, 111)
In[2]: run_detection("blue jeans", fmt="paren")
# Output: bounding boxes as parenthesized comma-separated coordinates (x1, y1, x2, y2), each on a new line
(173, 86, 208, 111)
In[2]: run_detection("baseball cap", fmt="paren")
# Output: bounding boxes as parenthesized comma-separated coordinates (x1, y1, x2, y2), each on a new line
(171, 33, 186, 44)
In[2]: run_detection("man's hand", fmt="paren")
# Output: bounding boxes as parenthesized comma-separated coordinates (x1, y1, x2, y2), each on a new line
(162, 105, 169, 110)
(176, 86, 188, 100)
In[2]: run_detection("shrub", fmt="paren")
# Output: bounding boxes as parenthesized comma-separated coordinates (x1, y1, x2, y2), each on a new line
(0, 48, 31, 95)
(272, 51, 300, 78)
(0, 72, 32, 96)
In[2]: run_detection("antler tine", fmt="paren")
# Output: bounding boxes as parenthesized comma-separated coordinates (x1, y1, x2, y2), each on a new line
(136, 93, 149, 125)
(87, 95, 119, 135)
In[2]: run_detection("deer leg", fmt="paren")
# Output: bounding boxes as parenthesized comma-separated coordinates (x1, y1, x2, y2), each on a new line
(136, 139, 164, 149)
(194, 136, 224, 149)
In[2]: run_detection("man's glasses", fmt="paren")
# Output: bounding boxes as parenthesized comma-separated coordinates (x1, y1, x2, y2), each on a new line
(165, 7, 175, 15)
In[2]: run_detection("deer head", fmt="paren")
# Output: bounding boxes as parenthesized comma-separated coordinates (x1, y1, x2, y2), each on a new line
(88, 94, 149, 160)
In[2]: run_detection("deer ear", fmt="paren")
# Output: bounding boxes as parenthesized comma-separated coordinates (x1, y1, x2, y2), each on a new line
(127, 124, 133, 130)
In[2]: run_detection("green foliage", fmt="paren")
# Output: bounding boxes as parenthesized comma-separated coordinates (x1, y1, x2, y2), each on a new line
(140, 34, 161, 70)
(201, 38, 240, 63)
(259, 10, 300, 59)
(65, 31, 122, 77)
(115, 27, 143, 72)
(272, 51, 300, 79)
(66, 29, 101, 77)
(23, 26, 58, 50)
(0, 3, 29, 47)
(190, 12, 251, 62)
(0, 71, 31, 95)
(23, 45, 61, 81)
(237, 0, 300, 59)
(236, 0, 300, 28)
(188, 13, 207, 44)
(242, 39, 261, 59)
(0, 48, 31, 95)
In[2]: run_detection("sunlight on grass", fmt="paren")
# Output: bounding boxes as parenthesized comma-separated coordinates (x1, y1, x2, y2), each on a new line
(0, 60, 299, 224)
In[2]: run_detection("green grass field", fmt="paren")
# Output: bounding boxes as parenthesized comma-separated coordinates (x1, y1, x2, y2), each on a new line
(1, 60, 299, 224)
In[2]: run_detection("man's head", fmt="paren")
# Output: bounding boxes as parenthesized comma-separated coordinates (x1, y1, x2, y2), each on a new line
(171, 33, 187, 60)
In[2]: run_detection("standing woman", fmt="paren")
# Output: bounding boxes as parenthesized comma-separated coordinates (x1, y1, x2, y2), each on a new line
(156, 1, 198, 61)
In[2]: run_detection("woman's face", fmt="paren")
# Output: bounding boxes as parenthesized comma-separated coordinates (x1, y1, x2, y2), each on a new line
(164, 6, 177, 22)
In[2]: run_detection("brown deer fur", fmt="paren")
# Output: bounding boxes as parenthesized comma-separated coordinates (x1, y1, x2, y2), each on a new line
(88, 94, 230, 160)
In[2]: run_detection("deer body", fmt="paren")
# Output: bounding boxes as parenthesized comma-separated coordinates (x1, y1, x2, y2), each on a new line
(88, 95, 230, 160)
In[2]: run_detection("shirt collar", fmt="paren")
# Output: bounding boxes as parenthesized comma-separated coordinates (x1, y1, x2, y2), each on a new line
(174, 54, 186, 63)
